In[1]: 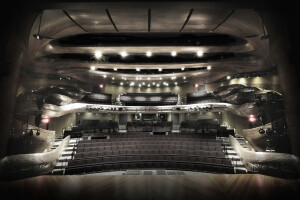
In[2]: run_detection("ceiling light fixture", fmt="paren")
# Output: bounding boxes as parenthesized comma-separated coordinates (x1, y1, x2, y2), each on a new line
(120, 82, 123, 86)
(146, 51, 152, 57)
(120, 51, 128, 58)
(183, 76, 186, 80)
(158, 68, 162, 72)
(103, 75, 107, 78)
(90, 66, 96, 71)
(207, 66, 212, 70)
(114, 68, 118, 71)
(136, 68, 140, 72)
(95, 51, 102, 59)
(197, 50, 203, 57)
(175, 82, 178, 85)
(181, 67, 185, 71)
(112, 77, 115, 80)
(227, 76, 231, 80)
(171, 51, 177, 57)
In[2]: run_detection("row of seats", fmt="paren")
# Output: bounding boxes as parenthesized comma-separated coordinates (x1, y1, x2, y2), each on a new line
(78, 140, 222, 145)
(74, 150, 225, 158)
(65, 160, 235, 175)
(76, 144, 223, 152)
(79, 137, 222, 142)
(69, 155, 231, 167)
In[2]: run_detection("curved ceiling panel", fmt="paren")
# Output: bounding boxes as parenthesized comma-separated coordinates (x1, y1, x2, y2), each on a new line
(50, 33, 247, 47)
(37, 52, 259, 64)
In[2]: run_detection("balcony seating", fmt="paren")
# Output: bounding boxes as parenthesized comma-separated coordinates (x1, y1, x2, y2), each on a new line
(120, 93, 178, 106)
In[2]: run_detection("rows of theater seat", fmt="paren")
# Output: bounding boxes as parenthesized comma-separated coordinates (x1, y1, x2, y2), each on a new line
(64, 135, 235, 175)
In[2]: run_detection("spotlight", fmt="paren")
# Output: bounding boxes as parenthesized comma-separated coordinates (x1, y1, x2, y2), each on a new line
(90, 66, 96, 71)
(94, 51, 102, 59)
(120, 51, 128, 58)
(207, 66, 212, 70)
(146, 51, 152, 57)
(171, 51, 177, 57)
(197, 50, 203, 57)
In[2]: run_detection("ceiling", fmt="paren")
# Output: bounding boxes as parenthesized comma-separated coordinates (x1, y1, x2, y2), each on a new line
(23, 7, 272, 90)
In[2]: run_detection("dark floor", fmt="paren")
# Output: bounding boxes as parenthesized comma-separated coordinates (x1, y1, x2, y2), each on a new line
(1, 173, 300, 200)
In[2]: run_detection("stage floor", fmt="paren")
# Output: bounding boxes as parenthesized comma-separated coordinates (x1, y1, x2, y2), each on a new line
(1, 174, 300, 200)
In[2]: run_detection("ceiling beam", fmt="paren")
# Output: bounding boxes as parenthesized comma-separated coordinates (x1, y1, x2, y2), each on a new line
(179, 9, 193, 32)
(62, 10, 88, 33)
(105, 9, 119, 32)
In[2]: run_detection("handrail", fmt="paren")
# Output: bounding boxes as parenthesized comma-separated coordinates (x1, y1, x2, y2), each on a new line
(0, 136, 70, 180)
(229, 135, 300, 175)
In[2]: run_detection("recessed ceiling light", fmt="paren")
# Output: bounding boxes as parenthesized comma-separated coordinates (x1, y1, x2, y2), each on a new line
(95, 51, 102, 59)
(146, 51, 152, 57)
(227, 76, 231, 79)
(90, 66, 96, 71)
(120, 51, 128, 58)
(158, 68, 162, 72)
(181, 67, 185, 71)
(171, 51, 177, 57)
(114, 68, 118, 71)
(136, 68, 140, 72)
(207, 66, 212, 70)
(197, 50, 203, 57)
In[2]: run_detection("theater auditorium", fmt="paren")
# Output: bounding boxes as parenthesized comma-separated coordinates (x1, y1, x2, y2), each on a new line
(0, 0, 300, 199)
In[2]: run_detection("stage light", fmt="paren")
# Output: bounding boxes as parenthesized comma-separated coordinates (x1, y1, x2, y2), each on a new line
(42, 117, 50, 124)
(171, 51, 177, 57)
(227, 76, 231, 79)
(120, 51, 128, 58)
(146, 51, 152, 57)
(197, 50, 203, 57)
(249, 115, 256, 122)
(94, 51, 102, 59)
(90, 66, 96, 71)
(181, 67, 185, 71)
(207, 66, 212, 70)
